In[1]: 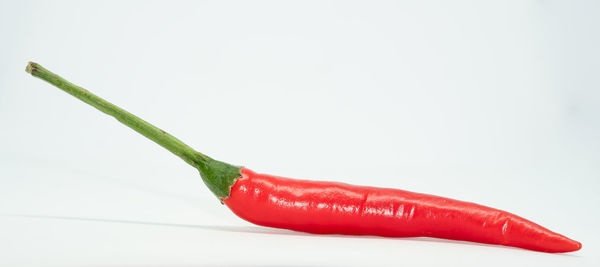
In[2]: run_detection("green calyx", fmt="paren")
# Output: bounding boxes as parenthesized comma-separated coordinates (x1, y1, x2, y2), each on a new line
(25, 62, 241, 199)
(197, 158, 242, 200)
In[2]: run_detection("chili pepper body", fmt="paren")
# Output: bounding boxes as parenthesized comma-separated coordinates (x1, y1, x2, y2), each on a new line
(224, 168, 581, 253)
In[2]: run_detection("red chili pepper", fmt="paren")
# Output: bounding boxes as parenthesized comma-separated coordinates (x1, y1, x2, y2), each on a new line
(226, 168, 580, 253)
(25, 62, 581, 253)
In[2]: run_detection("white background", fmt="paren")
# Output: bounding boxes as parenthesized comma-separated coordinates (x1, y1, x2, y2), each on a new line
(1, 0, 599, 266)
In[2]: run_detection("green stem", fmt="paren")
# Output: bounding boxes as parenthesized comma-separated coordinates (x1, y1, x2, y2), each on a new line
(26, 62, 207, 168)
(26, 62, 240, 199)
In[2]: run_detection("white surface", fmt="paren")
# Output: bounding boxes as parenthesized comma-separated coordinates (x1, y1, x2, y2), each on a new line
(1, 0, 599, 266)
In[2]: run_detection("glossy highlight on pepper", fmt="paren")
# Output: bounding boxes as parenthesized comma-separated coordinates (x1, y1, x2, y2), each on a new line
(25, 62, 581, 253)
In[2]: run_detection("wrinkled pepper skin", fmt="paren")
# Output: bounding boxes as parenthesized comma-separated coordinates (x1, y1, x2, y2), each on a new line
(224, 168, 581, 253)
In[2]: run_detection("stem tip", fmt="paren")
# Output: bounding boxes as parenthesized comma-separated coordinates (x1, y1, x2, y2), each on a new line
(25, 61, 38, 75)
